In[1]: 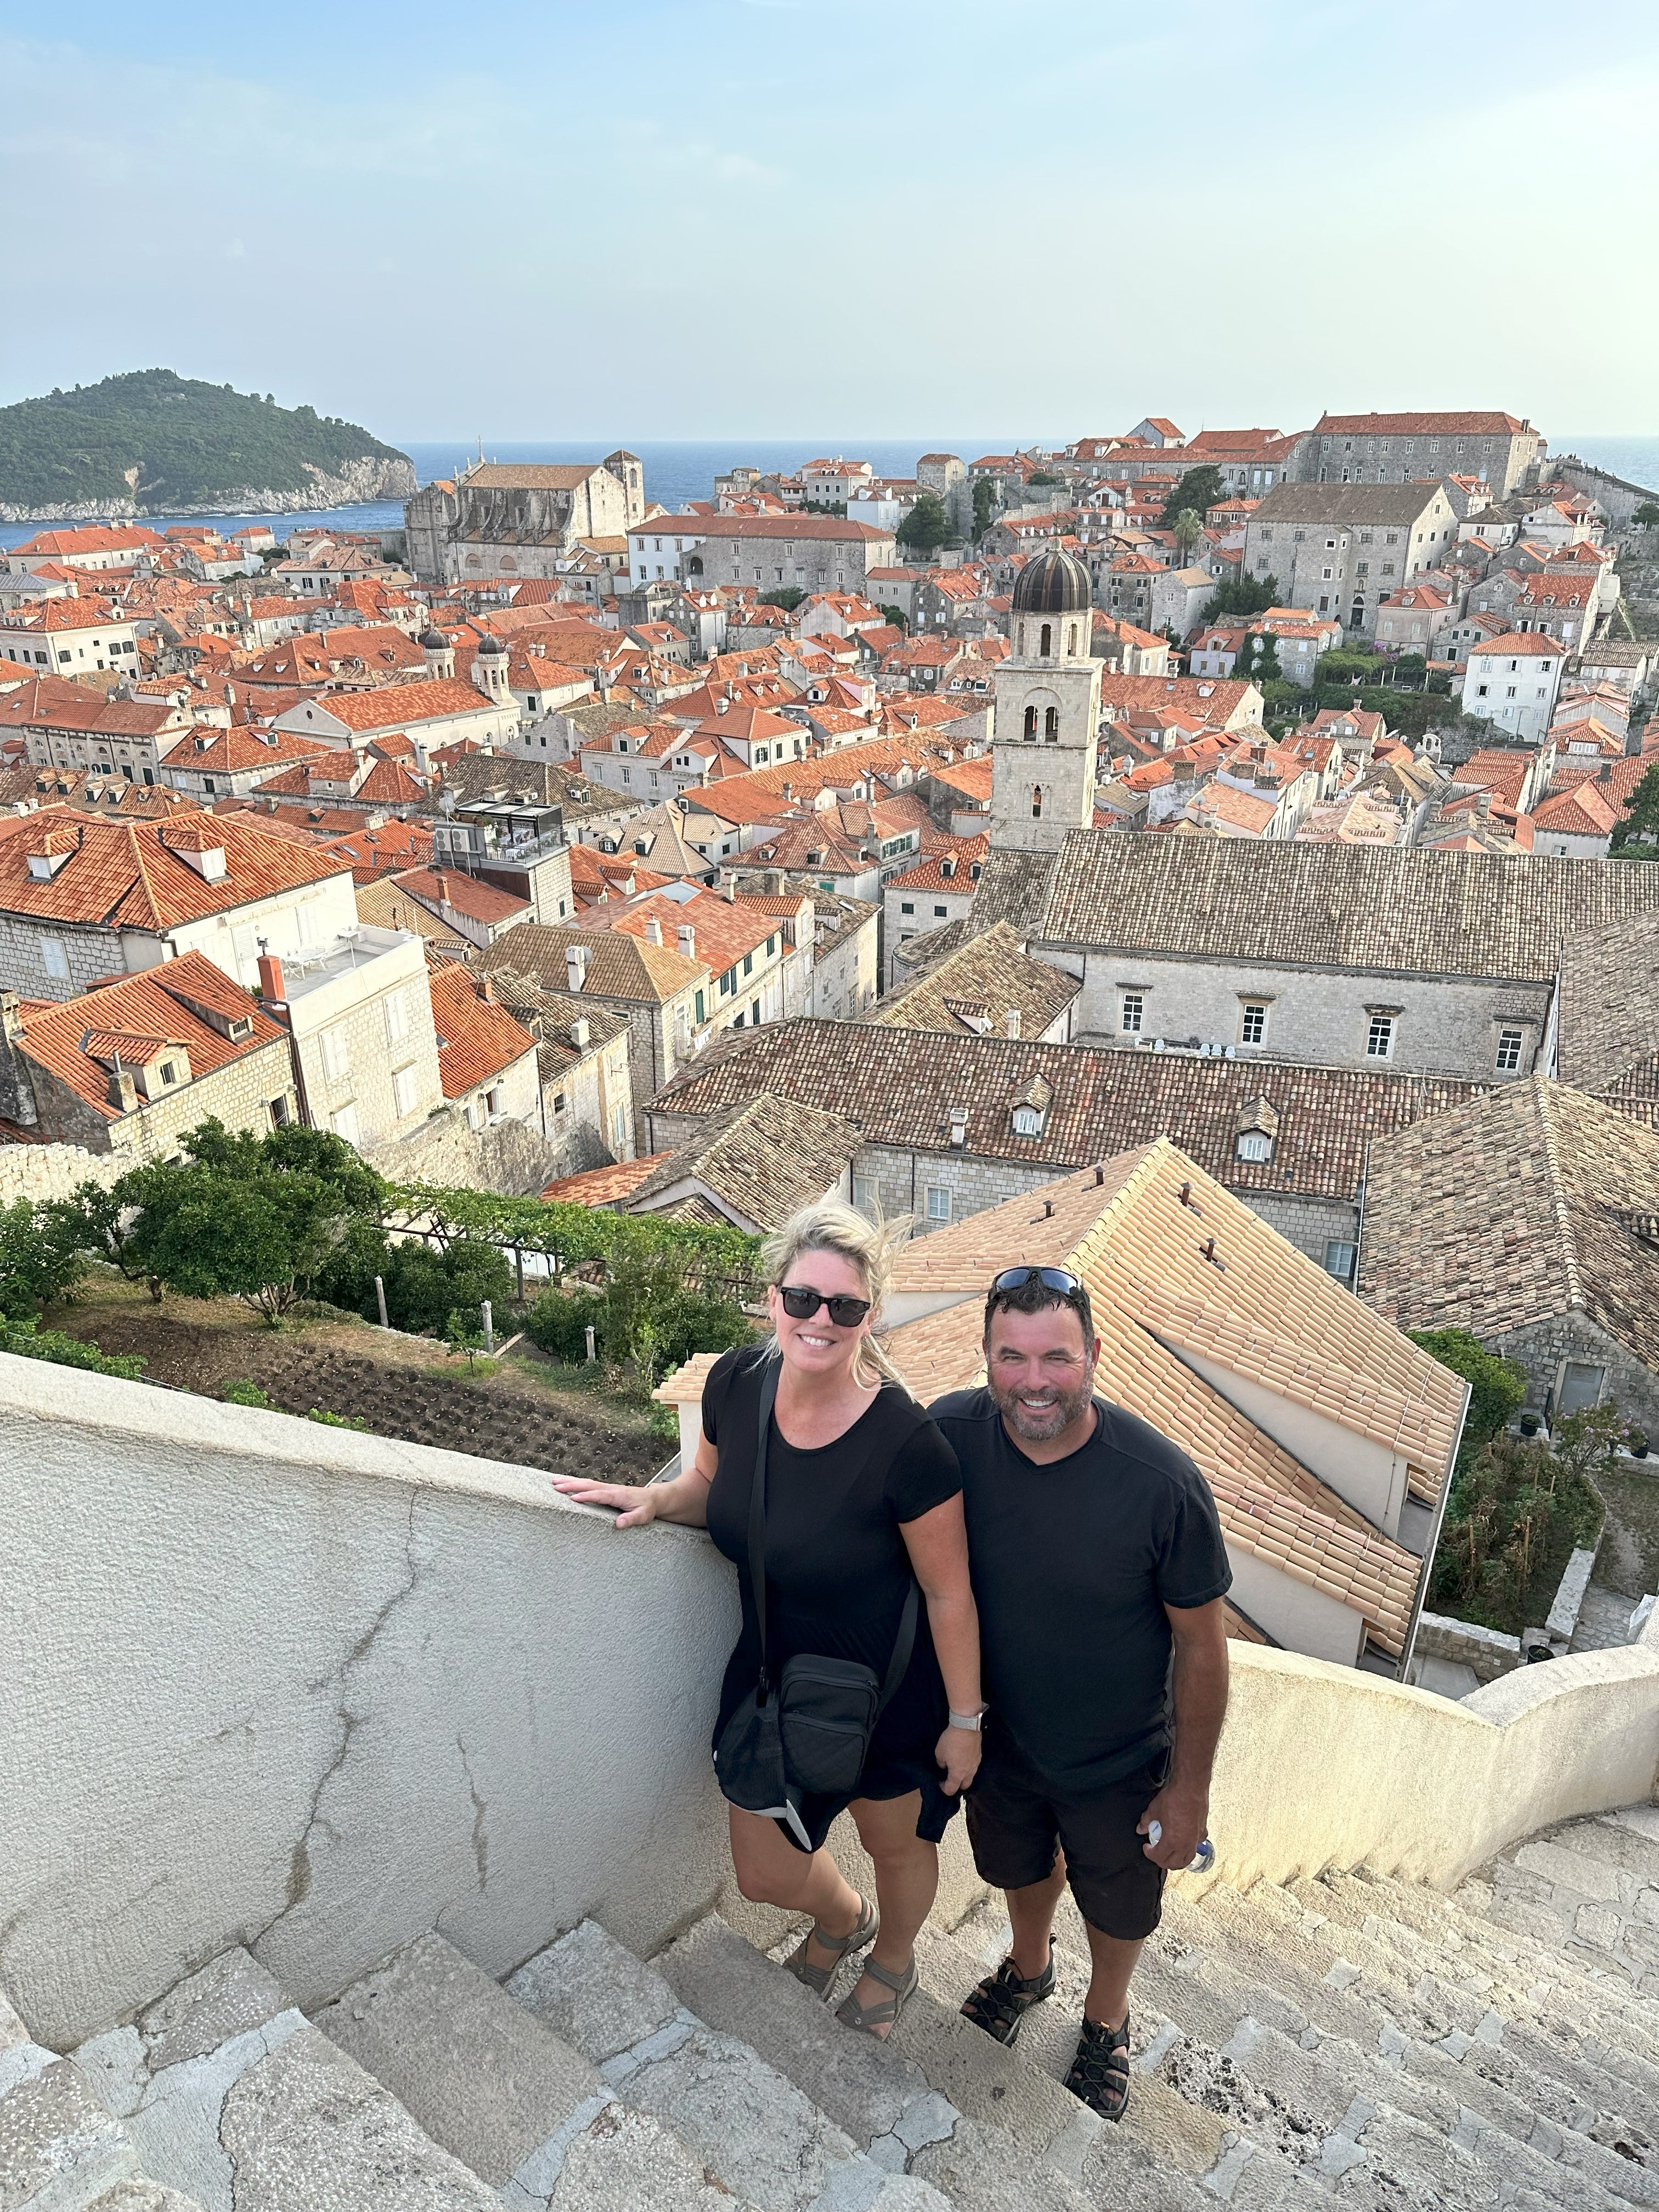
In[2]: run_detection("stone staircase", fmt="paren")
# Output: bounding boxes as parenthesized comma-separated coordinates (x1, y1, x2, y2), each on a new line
(8, 1805, 1659, 2212)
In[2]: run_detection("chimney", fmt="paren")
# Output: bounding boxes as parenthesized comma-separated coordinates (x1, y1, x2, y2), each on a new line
(479, 977, 496, 1002)
(108, 1062, 138, 1113)
(723, 871, 737, 902)
(432, 867, 449, 904)
(565, 943, 590, 992)
(257, 952, 286, 1003)
(569, 1016, 590, 1050)
(678, 923, 696, 959)
(949, 1108, 968, 1149)
(1006, 1007, 1022, 1039)
(645, 915, 663, 946)
(766, 869, 784, 894)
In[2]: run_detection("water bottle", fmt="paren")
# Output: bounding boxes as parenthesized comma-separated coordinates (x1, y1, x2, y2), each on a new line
(1147, 1819, 1215, 1874)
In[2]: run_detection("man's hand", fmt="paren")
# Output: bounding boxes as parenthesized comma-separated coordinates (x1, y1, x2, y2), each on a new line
(935, 1723, 982, 1797)
(1137, 1781, 1206, 1869)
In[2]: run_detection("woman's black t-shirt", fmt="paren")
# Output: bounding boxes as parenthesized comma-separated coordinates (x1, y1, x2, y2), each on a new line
(702, 1344, 963, 1842)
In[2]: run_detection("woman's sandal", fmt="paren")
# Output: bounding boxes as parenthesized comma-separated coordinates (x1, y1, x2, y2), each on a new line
(835, 1953, 918, 2038)
(1064, 2011, 1132, 2121)
(960, 1942, 1056, 2047)
(782, 1894, 878, 1999)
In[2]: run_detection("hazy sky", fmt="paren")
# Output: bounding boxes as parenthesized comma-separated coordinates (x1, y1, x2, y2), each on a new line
(4, 1, 1657, 444)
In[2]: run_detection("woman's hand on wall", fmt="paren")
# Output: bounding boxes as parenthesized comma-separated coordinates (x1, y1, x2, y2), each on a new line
(551, 1476, 660, 1528)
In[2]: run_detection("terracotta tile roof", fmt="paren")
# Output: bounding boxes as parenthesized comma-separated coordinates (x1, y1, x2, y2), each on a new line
(873, 1146, 1443, 1654)
(543, 1155, 670, 1206)
(12, 951, 285, 1121)
(286, 678, 500, 733)
(0, 806, 349, 933)
(885, 836, 988, 893)
(630, 1092, 862, 1230)
(646, 1014, 1485, 1205)
(0, 680, 185, 741)
(1313, 410, 1528, 437)
(1035, 832, 1659, 981)
(427, 963, 537, 1098)
(1468, 633, 1563, 659)
(643, 514, 891, 544)
(391, 866, 530, 929)
(1099, 675, 1260, 728)
(1359, 1076, 1659, 1376)
(166, 726, 334, 775)
(351, 877, 471, 955)
(1532, 783, 1618, 836)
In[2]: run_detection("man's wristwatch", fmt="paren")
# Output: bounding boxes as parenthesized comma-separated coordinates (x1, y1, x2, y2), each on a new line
(948, 1707, 986, 1733)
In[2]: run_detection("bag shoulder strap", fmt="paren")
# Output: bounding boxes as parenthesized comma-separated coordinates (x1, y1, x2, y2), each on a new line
(748, 1353, 781, 1697)
(877, 1579, 919, 1717)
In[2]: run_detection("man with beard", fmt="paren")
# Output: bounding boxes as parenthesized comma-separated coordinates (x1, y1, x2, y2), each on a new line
(928, 1266, 1231, 2121)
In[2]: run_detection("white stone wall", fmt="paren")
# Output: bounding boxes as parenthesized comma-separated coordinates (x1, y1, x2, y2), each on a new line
(0, 1139, 121, 1204)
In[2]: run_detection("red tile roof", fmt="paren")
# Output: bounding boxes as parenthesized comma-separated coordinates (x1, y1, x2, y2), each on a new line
(0, 807, 349, 932)
(428, 963, 537, 1098)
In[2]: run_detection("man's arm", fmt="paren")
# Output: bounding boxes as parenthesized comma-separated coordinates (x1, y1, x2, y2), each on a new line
(1138, 1596, 1229, 1869)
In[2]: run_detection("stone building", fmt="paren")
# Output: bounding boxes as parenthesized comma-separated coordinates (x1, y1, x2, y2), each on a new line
(1295, 411, 1545, 498)
(426, 964, 541, 1136)
(642, 1012, 1486, 1272)
(623, 1092, 863, 1233)
(404, 456, 646, 585)
(1014, 833, 1659, 1083)
(1359, 1077, 1659, 1435)
(256, 932, 443, 1155)
(625, 514, 896, 597)
(865, 918, 1079, 1043)
(1242, 481, 1460, 640)
(989, 547, 1101, 855)
(0, 954, 295, 1160)
(481, 976, 636, 1172)
(1460, 633, 1566, 744)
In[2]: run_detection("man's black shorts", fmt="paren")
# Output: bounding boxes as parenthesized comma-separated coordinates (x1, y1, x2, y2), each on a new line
(965, 1727, 1168, 1940)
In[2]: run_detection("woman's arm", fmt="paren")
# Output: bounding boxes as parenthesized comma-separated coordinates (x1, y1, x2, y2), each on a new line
(900, 1493, 983, 1795)
(551, 1431, 717, 1529)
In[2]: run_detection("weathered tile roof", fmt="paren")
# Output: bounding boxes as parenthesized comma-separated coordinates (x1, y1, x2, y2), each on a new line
(865, 920, 1080, 1041)
(543, 1155, 670, 1206)
(1249, 482, 1448, 527)
(969, 848, 1058, 936)
(476, 920, 701, 1006)
(1035, 832, 1659, 980)
(875, 1144, 1447, 1654)
(645, 1016, 1485, 1204)
(1555, 907, 1659, 1120)
(1359, 1076, 1659, 1376)
(630, 1091, 862, 1231)
(0, 807, 349, 933)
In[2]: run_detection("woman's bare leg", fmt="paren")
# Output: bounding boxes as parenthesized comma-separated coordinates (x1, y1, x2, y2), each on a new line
(842, 1792, 937, 2036)
(727, 1804, 865, 1966)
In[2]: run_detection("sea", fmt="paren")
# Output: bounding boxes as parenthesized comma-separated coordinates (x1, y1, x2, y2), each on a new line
(2, 433, 1656, 555)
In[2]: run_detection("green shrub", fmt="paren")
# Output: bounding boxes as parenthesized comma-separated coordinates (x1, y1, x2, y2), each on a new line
(0, 1313, 146, 1379)
(361, 1239, 514, 1338)
(1409, 1329, 1527, 1474)
(224, 1378, 271, 1408)
(651, 1294, 755, 1370)
(306, 1406, 369, 1431)
(527, 1284, 610, 1362)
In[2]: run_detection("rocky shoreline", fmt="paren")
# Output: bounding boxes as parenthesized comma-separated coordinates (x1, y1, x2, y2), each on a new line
(0, 452, 417, 526)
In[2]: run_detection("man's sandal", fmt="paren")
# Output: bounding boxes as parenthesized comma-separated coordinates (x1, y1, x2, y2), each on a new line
(960, 1943, 1056, 2047)
(835, 1953, 918, 2037)
(782, 1894, 878, 1999)
(1065, 2012, 1132, 2121)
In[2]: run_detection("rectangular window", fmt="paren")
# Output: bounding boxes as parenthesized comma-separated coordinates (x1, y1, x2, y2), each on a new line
(926, 1186, 951, 1222)
(330, 1102, 360, 1146)
(552, 1090, 567, 1115)
(719, 969, 733, 996)
(1496, 1027, 1523, 1072)
(743, 951, 753, 975)
(384, 990, 408, 1044)
(612, 1102, 629, 1149)
(1121, 991, 1144, 1035)
(853, 1175, 878, 1214)
(1365, 1013, 1394, 1060)
(1558, 1361, 1605, 1415)
(694, 989, 706, 1023)
(40, 938, 69, 981)
(320, 1026, 346, 1080)
(392, 1064, 419, 1116)
(1324, 1240, 1357, 1283)
(1240, 1002, 1267, 1045)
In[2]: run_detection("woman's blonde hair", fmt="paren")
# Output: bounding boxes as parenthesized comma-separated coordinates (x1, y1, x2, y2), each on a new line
(760, 1199, 912, 1391)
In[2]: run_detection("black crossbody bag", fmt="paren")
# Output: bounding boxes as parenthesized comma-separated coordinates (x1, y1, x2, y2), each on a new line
(712, 1353, 919, 1846)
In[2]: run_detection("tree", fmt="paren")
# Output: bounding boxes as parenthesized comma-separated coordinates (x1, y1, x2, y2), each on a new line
(1160, 466, 1226, 528)
(878, 605, 907, 631)
(757, 585, 805, 613)
(445, 1308, 488, 1371)
(1198, 573, 1282, 626)
(0, 1198, 87, 1317)
(1171, 509, 1203, 559)
(1028, 470, 1062, 487)
(1318, 647, 1385, 687)
(898, 492, 954, 556)
(1634, 501, 1659, 528)
(1613, 763, 1659, 854)
(1409, 1329, 1527, 1474)
(119, 1167, 353, 1322)
(971, 479, 996, 540)
(1390, 653, 1427, 689)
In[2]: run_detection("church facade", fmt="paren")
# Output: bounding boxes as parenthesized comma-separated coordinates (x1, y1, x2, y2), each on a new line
(405, 455, 646, 584)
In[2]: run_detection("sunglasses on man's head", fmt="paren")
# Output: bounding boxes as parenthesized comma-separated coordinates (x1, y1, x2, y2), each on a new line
(777, 1285, 872, 1327)
(988, 1266, 1086, 1300)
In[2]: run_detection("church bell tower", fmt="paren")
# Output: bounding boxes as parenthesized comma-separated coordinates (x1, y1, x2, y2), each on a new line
(990, 546, 1102, 854)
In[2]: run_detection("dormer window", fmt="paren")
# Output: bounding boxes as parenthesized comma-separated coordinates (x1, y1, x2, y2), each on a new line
(1012, 1105, 1044, 1137)
(1235, 1130, 1273, 1163)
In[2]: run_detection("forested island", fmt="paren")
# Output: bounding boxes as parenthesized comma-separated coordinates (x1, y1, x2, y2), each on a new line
(0, 370, 416, 521)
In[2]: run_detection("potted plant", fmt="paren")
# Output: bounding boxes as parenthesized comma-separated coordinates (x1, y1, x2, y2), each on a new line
(1519, 1411, 1541, 1436)
(1629, 1426, 1650, 1462)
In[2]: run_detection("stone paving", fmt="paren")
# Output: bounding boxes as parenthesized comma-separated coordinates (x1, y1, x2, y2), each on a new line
(1570, 1584, 1643, 1654)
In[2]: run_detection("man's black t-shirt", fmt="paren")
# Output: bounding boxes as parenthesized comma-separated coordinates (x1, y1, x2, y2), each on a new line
(930, 1387, 1231, 1793)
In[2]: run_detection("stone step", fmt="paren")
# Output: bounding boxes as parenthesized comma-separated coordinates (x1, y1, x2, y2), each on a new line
(1189, 1881, 1657, 2207)
(948, 1898, 1594, 2212)
(0, 2044, 140, 2210)
(84, 2184, 208, 2211)
(313, 1931, 624, 2208)
(71, 1944, 498, 2211)
(657, 1910, 1111, 2212)
(507, 1918, 946, 2211)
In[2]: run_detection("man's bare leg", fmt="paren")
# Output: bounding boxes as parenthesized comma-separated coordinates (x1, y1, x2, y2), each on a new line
(1006, 1849, 1068, 1979)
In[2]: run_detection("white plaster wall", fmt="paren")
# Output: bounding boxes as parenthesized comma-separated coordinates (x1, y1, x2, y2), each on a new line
(0, 1355, 740, 2049)
(1224, 1543, 1365, 1666)
(1175, 1347, 1408, 1538)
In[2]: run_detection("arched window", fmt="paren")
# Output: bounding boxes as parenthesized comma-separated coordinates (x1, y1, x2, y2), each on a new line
(1066, 624, 1077, 654)
(687, 555, 703, 575)
(1031, 785, 1044, 819)
(1043, 707, 1059, 741)
(1039, 623, 1053, 657)
(1023, 704, 1037, 740)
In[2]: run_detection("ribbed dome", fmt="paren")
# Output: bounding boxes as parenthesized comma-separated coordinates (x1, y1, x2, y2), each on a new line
(476, 633, 510, 656)
(1012, 546, 1092, 616)
(417, 627, 450, 651)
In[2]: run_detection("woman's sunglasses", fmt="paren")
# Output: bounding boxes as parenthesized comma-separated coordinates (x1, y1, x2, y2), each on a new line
(777, 1285, 872, 1327)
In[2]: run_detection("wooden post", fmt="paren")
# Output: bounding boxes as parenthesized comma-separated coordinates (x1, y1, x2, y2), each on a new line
(375, 1276, 388, 1329)
(585, 1325, 597, 1363)
(515, 1247, 525, 1302)
(482, 1300, 494, 1356)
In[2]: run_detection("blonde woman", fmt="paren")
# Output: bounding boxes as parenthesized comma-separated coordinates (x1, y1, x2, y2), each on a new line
(552, 1201, 983, 2039)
